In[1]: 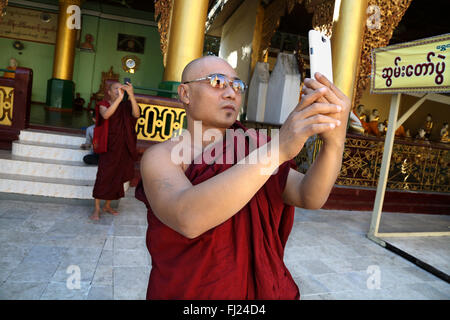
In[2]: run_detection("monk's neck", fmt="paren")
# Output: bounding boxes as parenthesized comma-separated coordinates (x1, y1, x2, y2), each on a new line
(185, 125, 227, 149)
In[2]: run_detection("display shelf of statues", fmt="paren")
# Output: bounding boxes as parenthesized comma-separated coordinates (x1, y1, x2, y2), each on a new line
(349, 105, 449, 148)
(242, 118, 449, 193)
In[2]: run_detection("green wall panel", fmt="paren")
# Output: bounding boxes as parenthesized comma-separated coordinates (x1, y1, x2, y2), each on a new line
(1, 11, 164, 105)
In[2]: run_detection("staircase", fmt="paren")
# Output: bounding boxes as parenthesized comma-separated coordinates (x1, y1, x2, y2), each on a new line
(0, 129, 127, 205)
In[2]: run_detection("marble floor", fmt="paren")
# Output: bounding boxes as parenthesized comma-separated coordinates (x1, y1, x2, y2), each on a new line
(0, 188, 448, 300)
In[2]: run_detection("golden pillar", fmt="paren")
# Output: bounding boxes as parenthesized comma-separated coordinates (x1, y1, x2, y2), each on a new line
(163, 0, 209, 82)
(47, 0, 81, 109)
(52, 0, 81, 80)
(331, 0, 368, 100)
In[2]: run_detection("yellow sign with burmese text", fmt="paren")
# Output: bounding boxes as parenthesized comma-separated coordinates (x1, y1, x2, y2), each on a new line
(371, 34, 450, 94)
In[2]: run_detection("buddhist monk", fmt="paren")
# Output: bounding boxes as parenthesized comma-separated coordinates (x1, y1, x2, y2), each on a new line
(90, 81, 140, 220)
(135, 56, 350, 299)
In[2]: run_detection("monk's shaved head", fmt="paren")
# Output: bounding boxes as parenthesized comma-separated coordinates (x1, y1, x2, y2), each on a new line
(181, 56, 234, 82)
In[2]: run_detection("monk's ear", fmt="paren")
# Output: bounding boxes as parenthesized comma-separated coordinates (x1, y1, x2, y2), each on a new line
(178, 84, 190, 105)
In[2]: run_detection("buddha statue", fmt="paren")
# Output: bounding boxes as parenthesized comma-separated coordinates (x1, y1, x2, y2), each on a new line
(424, 113, 433, 139)
(349, 106, 365, 134)
(356, 104, 370, 133)
(416, 128, 427, 140)
(440, 122, 449, 143)
(377, 122, 385, 137)
(405, 129, 411, 138)
(368, 108, 380, 136)
(80, 34, 94, 51)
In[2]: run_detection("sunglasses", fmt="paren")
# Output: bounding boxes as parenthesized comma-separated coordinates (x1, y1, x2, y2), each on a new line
(182, 73, 247, 94)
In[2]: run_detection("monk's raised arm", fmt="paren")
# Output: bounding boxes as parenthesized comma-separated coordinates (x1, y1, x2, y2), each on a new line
(140, 141, 282, 239)
(282, 73, 350, 210)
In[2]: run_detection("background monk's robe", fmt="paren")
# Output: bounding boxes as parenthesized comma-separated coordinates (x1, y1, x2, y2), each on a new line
(135, 122, 300, 300)
(93, 100, 138, 200)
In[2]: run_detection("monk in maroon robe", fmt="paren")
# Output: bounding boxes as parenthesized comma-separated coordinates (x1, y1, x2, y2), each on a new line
(136, 56, 351, 299)
(90, 81, 140, 220)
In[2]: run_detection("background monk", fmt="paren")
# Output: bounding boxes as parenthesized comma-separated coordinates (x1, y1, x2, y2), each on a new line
(90, 81, 140, 220)
(135, 56, 350, 299)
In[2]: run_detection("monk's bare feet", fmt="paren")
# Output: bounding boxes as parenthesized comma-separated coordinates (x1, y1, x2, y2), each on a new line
(103, 206, 119, 216)
(89, 211, 100, 221)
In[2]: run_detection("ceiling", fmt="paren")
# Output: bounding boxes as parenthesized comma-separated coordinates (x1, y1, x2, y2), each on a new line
(84, 0, 221, 14)
(82, 0, 448, 43)
(389, 0, 450, 44)
(84, 0, 155, 12)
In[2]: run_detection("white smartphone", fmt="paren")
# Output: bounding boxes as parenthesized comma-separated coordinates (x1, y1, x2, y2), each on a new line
(308, 30, 333, 82)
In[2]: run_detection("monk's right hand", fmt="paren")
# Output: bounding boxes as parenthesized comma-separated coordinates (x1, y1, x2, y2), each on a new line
(116, 87, 125, 101)
(278, 87, 342, 163)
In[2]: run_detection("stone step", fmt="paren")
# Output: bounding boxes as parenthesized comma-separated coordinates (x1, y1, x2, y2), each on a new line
(0, 172, 95, 199)
(12, 140, 91, 162)
(0, 172, 130, 200)
(0, 150, 97, 180)
(19, 129, 85, 146)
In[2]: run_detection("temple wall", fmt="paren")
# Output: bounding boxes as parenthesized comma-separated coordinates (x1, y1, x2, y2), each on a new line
(0, 4, 164, 104)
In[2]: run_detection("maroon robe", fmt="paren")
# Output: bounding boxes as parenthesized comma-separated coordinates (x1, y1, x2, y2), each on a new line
(93, 100, 137, 200)
(135, 121, 300, 300)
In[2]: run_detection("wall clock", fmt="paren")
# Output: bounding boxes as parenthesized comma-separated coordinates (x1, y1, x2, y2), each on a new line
(121, 55, 140, 73)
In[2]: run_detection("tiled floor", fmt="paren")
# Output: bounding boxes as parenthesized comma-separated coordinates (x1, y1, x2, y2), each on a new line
(0, 188, 448, 300)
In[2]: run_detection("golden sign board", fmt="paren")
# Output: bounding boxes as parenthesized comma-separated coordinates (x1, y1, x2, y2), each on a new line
(371, 34, 450, 94)
(0, 6, 57, 44)
(136, 103, 186, 142)
(0, 86, 14, 126)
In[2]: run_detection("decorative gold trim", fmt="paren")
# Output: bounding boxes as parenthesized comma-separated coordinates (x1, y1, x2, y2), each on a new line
(0, 0, 9, 18)
(354, 0, 413, 105)
(155, 0, 173, 67)
(136, 103, 186, 142)
(242, 120, 449, 193)
(311, 0, 335, 37)
(0, 86, 14, 126)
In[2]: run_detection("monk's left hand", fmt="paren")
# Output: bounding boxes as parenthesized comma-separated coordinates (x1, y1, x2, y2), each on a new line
(302, 72, 351, 148)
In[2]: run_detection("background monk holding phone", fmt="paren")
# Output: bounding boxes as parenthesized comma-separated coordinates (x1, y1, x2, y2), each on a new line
(90, 81, 140, 220)
(136, 56, 351, 299)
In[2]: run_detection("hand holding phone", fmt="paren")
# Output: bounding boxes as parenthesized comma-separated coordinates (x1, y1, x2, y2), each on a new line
(308, 30, 333, 82)
(122, 77, 131, 102)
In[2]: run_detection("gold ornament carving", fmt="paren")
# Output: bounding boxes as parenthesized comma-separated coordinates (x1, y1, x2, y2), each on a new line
(242, 120, 449, 193)
(136, 103, 185, 142)
(0, 0, 8, 18)
(155, 0, 173, 67)
(311, 0, 335, 37)
(354, 0, 412, 105)
(0, 86, 14, 126)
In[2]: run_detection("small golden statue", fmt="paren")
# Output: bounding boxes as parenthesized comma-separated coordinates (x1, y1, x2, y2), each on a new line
(377, 122, 385, 137)
(424, 113, 433, 139)
(440, 122, 449, 143)
(367, 108, 380, 136)
(405, 128, 411, 138)
(416, 128, 427, 140)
